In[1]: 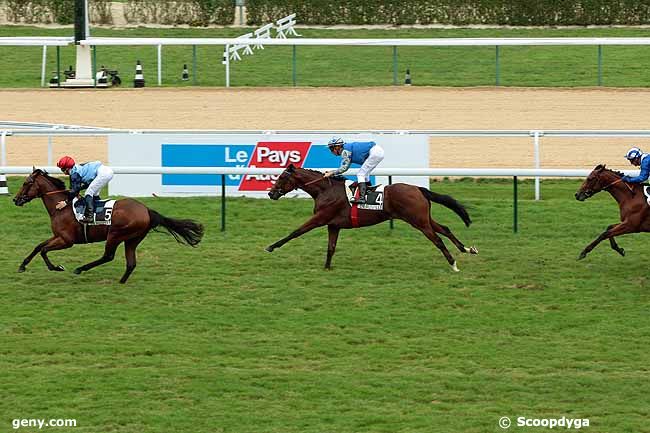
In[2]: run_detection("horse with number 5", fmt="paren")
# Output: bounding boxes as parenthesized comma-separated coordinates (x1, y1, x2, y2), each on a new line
(13, 168, 204, 283)
(266, 164, 478, 271)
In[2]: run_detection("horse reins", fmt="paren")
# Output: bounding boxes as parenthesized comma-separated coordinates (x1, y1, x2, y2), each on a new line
(603, 178, 633, 193)
(303, 176, 332, 187)
(43, 189, 68, 196)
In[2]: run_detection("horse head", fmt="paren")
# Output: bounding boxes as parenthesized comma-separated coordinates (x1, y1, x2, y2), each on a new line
(13, 168, 65, 206)
(267, 165, 327, 200)
(268, 164, 299, 200)
(575, 164, 622, 201)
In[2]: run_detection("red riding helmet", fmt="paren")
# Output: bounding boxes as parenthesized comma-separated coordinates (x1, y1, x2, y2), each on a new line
(56, 156, 75, 171)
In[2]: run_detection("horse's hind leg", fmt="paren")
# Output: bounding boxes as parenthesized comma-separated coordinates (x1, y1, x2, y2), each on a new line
(74, 237, 121, 275)
(409, 220, 458, 272)
(430, 218, 478, 254)
(120, 235, 146, 284)
(324, 225, 340, 270)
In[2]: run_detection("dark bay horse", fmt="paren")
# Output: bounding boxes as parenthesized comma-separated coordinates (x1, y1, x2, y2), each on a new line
(266, 165, 478, 271)
(575, 164, 649, 260)
(13, 169, 204, 283)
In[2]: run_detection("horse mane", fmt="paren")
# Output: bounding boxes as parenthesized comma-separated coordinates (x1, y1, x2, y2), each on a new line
(595, 164, 625, 178)
(34, 169, 66, 189)
(608, 168, 626, 178)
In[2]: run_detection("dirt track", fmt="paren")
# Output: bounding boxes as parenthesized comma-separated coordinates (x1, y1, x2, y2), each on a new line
(3, 87, 650, 169)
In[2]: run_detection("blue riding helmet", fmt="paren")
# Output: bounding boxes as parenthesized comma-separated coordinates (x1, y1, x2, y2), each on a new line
(625, 147, 642, 160)
(327, 137, 345, 150)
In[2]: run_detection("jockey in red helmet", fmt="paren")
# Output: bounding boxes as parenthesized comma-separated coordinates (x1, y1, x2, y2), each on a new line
(56, 155, 114, 224)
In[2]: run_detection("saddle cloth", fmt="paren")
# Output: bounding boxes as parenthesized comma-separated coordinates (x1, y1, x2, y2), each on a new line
(345, 181, 385, 211)
(72, 197, 116, 225)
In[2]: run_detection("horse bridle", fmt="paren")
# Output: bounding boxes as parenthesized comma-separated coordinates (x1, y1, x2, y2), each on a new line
(272, 171, 331, 197)
(16, 174, 68, 203)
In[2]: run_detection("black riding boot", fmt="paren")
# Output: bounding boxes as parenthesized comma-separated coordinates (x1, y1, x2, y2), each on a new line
(351, 182, 367, 204)
(81, 195, 95, 223)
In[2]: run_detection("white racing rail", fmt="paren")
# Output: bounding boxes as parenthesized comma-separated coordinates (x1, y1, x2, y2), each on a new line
(1, 128, 648, 199)
(0, 166, 619, 177)
(7, 36, 650, 87)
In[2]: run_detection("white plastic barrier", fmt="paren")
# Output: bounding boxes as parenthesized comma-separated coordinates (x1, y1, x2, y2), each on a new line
(275, 13, 301, 39)
(254, 23, 274, 49)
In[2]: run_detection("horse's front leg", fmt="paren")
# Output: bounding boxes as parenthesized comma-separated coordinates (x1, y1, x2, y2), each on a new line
(40, 236, 74, 271)
(18, 238, 52, 272)
(579, 223, 631, 260)
(604, 224, 626, 256)
(266, 213, 328, 252)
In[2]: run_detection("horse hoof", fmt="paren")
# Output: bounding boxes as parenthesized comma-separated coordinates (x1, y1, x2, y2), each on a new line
(265, 246, 274, 253)
(619, 249, 626, 257)
(73, 268, 83, 275)
(51, 265, 65, 272)
(577, 253, 586, 261)
(451, 261, 460, 272)
(17, 267, 25, 273)
(466, 246, 479, 255)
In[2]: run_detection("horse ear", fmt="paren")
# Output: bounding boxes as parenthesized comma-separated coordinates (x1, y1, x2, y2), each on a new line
(287, 164, 295, 172)
(32, 165, 36, 172)
(595, 164, 605, 171)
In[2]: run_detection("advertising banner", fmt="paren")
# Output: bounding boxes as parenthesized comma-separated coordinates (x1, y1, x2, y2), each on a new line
(109, 134, 429, 197)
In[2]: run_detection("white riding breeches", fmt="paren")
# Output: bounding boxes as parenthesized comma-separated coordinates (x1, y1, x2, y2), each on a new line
(357, 145, 384, 183)
(85, 165, 114, 197)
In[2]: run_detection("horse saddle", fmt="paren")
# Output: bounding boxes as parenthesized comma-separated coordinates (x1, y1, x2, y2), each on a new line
(72, 197, 116, 225)
(345, 181, 385, 211)
(347, 181, 380, 194)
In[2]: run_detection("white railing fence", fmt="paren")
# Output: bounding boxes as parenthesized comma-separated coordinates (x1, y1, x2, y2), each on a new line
(6, 36, 650, 87)
(1, 128, 648, 200)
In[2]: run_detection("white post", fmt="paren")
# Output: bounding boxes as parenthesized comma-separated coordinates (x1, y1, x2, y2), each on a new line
(533, 130, 541, 201)
(0, 131, 8, 194)
(1, 130, 6, 166)
(225, 44, 231, 88)
(157, 44, 162, 86)
(48, 135, 53, 165)
(41, 45, 48, 87)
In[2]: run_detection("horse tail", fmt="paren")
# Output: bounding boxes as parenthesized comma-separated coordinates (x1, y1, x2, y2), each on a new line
(418, 187, 472, 227)
(148, 209, 204, 247)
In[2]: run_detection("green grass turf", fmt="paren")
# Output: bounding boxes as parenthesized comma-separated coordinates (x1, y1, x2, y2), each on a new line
(2, 26, 650, 87)
(1, 176, 649, 432)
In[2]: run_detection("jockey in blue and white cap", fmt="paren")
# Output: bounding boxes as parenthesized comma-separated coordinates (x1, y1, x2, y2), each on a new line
(323, 137, 385, 204)
(622, 147, 650, 183)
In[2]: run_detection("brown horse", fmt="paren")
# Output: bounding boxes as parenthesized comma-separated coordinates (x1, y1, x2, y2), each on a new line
(13, 168, 204, 283)
(266, 165, 478, 271)
(575, 164, 649, 260)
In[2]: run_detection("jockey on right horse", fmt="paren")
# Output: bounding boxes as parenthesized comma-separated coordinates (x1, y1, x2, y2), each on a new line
(323, 137, 385, 204)
(622, 147, 650, 184)
(56, 156, 114, 223)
